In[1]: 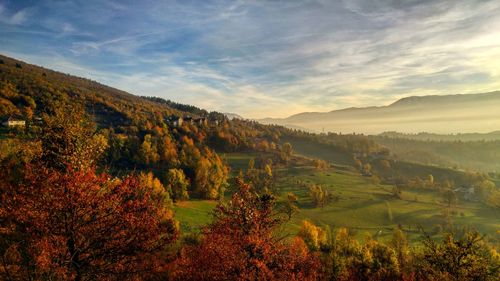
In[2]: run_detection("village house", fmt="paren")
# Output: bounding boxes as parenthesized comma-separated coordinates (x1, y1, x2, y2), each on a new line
(2, 116, 26, 127)
(194, 117, 208, 126)
(33, 116, 43, 125)
(167, 115, 218, 128)
(183, 116, 193, 125)
(453, 186, 476, 201)
(166, 116, 183, 127)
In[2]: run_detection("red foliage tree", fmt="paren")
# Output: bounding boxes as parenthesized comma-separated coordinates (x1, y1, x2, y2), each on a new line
(0, 165, 178, 281)
(172, 180, 320, 280)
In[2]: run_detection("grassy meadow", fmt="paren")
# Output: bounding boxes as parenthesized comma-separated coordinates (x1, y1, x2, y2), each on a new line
(174, 152, 500, 243)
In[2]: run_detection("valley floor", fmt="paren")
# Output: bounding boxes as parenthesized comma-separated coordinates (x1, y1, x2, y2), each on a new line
(174, 152, 500, 243)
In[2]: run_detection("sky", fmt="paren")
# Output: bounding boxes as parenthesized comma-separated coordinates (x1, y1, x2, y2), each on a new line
(1, 0, 500, 118)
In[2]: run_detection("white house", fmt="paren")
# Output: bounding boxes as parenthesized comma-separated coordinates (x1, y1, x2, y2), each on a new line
(2, 117, 25, 127)
(453, 187, 476, 201)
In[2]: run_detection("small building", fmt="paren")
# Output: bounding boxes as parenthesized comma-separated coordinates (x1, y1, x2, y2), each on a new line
(33, 116, 43, 125)
(183, 116, 193, 125)
(167, 116, 183, 127)
(453, 187, 476, 201)
(2, 116, 26, 127)
(172, 117, 183, 127)
(194, 117, 208, 126)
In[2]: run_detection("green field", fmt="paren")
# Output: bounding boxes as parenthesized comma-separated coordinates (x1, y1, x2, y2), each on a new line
(174, 152, 500, 243)
(274, 167, 500, 242)
(173, 152, 258, 233)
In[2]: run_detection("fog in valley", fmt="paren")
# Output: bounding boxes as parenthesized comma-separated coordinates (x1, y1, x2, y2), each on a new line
(261, 91, 500, 134)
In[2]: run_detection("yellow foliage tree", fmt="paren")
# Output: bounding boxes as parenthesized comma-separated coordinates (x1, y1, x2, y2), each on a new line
(298, 220, 327, 251)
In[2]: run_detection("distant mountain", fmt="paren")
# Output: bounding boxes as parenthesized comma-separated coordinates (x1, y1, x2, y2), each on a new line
(259, 92, 500, 134)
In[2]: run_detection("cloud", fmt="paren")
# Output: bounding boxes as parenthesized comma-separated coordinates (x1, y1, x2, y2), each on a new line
(0, 7, 31, 25)
(61, 23, 75, 33)
(10, 10, 27, 24)
(1, 0, 500, 118)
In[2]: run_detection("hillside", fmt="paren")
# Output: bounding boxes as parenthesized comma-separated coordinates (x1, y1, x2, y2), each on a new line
(0, 54, 289, 201)
(371, 135, 500, 173)
(0, 55, 187, 127)
(1, 54, 492, 182)
(259, 91, 500, 134)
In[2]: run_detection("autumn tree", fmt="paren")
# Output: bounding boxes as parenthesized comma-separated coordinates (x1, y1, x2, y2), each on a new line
(245, 158, 258, 185)
(281, 142, 293, 162)
(39, 103, 108, 171)
(477, 179, 496, 201)
(139, 171, 173, 207)
(313, 159, 329, 170)
(158, 134, 179, 166)
(139, 134, 160, 165)
(321, 227, 401, 281)
(298, 220, 327, 251)
(0, 81, 21, 115)
(282, 192, 299, 220)
(257, 139, 270, 152)
(172, 180, 320, 280)
(164, 168, 190, 201)
(246, 161, 276, 193)
(194, 152, 229, 200)
(416, 230, 500, 281)
(0, 166, 178, 281)
(360, 238, 401, 281)
(179, 136, 201, 167)
(309, 184, 331, 208)
(263, 163, 274, 190)
(390, 228, 410, 272)
(0, 136, 41, 180)
(488, 190, 500, 209)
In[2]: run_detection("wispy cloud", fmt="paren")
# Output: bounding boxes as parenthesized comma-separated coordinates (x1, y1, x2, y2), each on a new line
(1, 0, 500, 118)
(0, 6, 31, 25)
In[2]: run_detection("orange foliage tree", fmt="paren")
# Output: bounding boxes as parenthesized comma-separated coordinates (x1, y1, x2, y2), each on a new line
(0, 165, 178, 281)
(172, 180, 320, 280)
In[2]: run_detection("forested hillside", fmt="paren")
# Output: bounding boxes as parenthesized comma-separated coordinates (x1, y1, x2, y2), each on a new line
(0, 54, 294, 200)
(372, 134, 500, 173)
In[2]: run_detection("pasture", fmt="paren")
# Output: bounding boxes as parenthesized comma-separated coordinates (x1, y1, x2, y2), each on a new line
(174, 152, 500, 243)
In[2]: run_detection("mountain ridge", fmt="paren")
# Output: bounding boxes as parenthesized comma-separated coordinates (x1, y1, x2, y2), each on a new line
(259, 91, 500, 134)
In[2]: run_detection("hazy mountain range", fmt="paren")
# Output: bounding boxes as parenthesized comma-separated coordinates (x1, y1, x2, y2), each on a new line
(259, 91, 500, 134)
